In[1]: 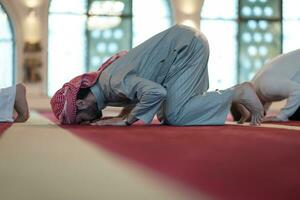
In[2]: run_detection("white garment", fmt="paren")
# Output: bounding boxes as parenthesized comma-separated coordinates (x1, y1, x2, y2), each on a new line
(252, 49, 300, 121)
(0, 85, 16, 122)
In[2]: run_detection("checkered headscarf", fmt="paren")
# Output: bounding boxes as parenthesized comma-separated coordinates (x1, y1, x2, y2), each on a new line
(50, 51, 128, 124)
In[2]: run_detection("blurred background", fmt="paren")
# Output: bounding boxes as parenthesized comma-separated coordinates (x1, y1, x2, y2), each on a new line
(0, 0, 299, 109)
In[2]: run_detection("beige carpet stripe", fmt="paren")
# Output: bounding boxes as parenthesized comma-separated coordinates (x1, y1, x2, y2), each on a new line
(226, 121, 300, 131)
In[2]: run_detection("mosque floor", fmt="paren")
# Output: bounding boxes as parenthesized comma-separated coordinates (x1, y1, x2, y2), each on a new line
(1, 109, 300, 200)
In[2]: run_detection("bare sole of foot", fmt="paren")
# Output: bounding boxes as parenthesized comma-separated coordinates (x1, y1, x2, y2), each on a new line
(14, 83, 29, 122)
(233, 82, 264, 125)
(231, 103, 251, 124)
(230, 102, 250, 122)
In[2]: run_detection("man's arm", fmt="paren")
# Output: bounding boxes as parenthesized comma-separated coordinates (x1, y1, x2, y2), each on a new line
(92, 76, 167, 126)
(121, 76, 167, 125)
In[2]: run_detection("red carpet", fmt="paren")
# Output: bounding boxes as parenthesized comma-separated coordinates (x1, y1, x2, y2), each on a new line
(0, 123, 12, 136)
(42, 111, 300, 200)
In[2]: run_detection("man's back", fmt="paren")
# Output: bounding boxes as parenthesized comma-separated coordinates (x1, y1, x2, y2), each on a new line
(102, 25, 196, 84)
(250, 49, 300, 121)
(252, 49, 300, 84)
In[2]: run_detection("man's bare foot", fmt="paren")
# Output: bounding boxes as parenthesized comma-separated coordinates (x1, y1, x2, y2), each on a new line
(235, 103, 251, 124)
(231, 103, 250, 122)
(232, 82, 264, 125)
(14, 83, 29, 122)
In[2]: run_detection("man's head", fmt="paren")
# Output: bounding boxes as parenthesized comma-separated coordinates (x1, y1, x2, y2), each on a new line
(75, 88, 102, 124)
(50, 50, 128, 124)
(50, 71, 102, 124)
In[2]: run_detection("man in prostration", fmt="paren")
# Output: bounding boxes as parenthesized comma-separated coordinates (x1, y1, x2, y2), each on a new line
(51, 25, 264, 126)
(232, 49, 300, 123)
(0, 83, 29, 122)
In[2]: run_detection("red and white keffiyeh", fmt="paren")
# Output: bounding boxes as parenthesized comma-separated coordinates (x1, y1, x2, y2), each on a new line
(50, 50, 128, 124)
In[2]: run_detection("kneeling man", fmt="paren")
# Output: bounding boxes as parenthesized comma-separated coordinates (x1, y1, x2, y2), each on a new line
(51, 25, 263, 126)
(232, 49, 300, 122)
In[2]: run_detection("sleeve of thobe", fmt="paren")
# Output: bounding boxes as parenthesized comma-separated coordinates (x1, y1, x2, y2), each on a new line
(115, 76, 167, 124)
(277, 89, 300, 121)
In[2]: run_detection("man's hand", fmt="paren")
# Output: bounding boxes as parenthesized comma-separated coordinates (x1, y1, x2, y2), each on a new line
(91, 117, 127, 126)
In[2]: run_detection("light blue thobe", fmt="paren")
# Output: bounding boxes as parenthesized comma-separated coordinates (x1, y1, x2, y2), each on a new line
(92, 25, 234, 125)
